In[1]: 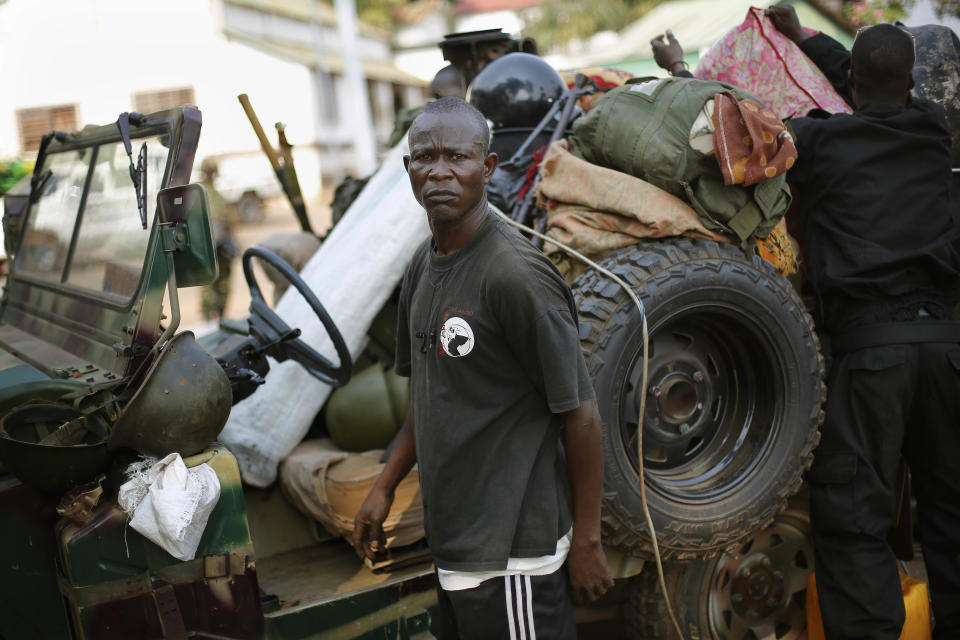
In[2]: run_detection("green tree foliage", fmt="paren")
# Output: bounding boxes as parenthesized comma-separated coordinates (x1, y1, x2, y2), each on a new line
(930, 0, 960, 18)
(843, 0, 960, 25)
(355, 0, 405, 30)
(314, 0, 406, 33)
(526, 0, 662, 51)
(523, 0, 959, 51)
(0, 160, 31, 196)
(843, 0, 911, 25)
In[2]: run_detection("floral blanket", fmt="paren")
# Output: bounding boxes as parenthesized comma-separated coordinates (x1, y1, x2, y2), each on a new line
(695, 7, 852, 119)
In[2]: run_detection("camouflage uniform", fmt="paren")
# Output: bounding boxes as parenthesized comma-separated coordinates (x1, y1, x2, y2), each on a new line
(200, 174, 235, 320)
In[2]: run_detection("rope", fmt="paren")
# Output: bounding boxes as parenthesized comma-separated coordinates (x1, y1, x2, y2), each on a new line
(489, 204, 685, 640)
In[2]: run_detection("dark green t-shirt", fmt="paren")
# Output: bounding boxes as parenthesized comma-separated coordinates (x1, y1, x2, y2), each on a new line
(396, 213, 594, 571)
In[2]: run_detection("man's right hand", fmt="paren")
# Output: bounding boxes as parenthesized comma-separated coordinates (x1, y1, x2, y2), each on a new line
(766, 5, 809, 45)
(650, 30, 688, 76)
(352, 487, 394, 560)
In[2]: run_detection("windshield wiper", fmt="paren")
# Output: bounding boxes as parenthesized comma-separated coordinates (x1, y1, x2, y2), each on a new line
(116, 112, 148, 229)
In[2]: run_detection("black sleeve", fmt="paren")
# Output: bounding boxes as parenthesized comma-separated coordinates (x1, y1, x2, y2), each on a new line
(496, 261, 595, 413)
(520, 309, 595, 413)
(785, 116, 820, 192)
(799, 33, 854, 109)
(783, 115, 828, 237)
(674, 69, 695, 79)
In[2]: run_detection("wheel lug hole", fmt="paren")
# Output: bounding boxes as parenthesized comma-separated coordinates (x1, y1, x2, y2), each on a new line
(679, 423, 691, 434)
(693, 371, 704, 382)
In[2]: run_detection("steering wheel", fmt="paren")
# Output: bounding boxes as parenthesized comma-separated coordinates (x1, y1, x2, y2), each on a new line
(241, 246, 352, 388)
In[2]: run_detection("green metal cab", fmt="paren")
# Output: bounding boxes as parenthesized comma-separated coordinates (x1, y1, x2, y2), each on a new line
(0, 106, 437, 640)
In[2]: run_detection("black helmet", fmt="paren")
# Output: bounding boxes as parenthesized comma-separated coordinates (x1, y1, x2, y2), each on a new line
(467, 53, 564, 129)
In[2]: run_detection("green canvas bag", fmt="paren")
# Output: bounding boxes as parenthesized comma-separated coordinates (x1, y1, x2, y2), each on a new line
(569, 76, 792, 246)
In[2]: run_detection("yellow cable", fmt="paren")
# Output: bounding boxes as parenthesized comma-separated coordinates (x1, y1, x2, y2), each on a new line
(490, 205, 685, 640)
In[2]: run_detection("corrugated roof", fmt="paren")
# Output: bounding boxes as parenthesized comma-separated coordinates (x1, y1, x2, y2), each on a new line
(583, 0, 854, 68)
(598, 0, 759, 63)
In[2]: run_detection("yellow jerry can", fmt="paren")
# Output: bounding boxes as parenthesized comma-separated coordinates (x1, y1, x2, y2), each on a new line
(806, 572, 932, 640)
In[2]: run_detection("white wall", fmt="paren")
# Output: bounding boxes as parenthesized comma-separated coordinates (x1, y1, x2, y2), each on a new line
(394, 47, 448, 84)
(223, 3, 391, 62)
(0, 0, 315, 158)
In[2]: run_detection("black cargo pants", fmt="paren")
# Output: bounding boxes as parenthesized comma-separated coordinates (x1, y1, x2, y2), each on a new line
(809, 341, 960, 640)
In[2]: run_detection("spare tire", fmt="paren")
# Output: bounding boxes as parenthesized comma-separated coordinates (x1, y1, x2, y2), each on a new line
(572, 238, 823, 558)
(625, 509, 814, 640)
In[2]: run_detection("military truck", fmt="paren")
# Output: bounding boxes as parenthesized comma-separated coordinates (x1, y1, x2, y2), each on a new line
(0, 105, 463, 639)
(0, 95, 825, 640)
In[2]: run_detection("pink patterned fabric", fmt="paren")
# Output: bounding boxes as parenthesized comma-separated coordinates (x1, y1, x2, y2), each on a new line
(695, 7, 853, 119)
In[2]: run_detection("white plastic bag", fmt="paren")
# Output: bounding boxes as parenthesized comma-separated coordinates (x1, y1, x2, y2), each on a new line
(220, 140, 430, 487)
(118, 453, 221, 561)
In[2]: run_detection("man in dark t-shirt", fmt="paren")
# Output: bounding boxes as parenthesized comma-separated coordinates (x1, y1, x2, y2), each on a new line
(353, 97, 613, 639)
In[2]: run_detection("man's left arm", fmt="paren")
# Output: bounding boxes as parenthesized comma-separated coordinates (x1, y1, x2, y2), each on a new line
(561, 398, 614, 603)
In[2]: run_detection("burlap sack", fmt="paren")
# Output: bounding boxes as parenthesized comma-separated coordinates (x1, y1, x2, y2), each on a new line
(538, 140, 728, 279)
(278, 438, 424, 549)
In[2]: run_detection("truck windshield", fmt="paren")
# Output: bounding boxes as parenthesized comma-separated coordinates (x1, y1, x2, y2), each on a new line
(15, 135, 168, 300)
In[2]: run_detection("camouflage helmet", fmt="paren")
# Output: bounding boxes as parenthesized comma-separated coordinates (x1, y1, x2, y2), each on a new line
(110, 332, 232, 458)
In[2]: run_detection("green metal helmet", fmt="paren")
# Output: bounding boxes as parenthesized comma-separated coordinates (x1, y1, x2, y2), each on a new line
(0, 401, 110, 494)
(110, 331, 231, 458)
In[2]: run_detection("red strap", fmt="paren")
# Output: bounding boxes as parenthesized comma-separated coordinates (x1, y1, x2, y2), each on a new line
(748, 6, 824, 110)
(516, 144, 548, 202)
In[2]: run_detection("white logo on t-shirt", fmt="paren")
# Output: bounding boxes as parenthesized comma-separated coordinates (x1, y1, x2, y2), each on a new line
(440, 316, 475, 357)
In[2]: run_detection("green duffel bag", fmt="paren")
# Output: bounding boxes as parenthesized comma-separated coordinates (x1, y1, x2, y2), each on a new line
(569, 76, 792, 246)
(326, 364, 409, 452)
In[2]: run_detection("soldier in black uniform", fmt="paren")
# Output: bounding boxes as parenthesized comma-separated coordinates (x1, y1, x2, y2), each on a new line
(654, 12, 960, 639)
(772, 16, 960, 640)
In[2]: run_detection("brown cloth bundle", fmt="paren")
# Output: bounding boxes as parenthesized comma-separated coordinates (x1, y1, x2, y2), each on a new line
(537, 140, 799, 279)
(712, 91, 798, 186)
(537, 140, 729, 278)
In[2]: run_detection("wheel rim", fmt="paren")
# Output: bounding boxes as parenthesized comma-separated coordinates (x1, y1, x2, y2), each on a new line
(618, 303, 787, 504)
(708, 511, 812, 640)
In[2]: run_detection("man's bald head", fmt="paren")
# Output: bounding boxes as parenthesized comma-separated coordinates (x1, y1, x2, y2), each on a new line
(411, 97, 491, 157)
(851, 24, 915, 103)
(430, 65, 466, 100)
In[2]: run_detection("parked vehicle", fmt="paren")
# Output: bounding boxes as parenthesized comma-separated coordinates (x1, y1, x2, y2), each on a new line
(0, 85, 823, 638)
(0, 107, 449, 640)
